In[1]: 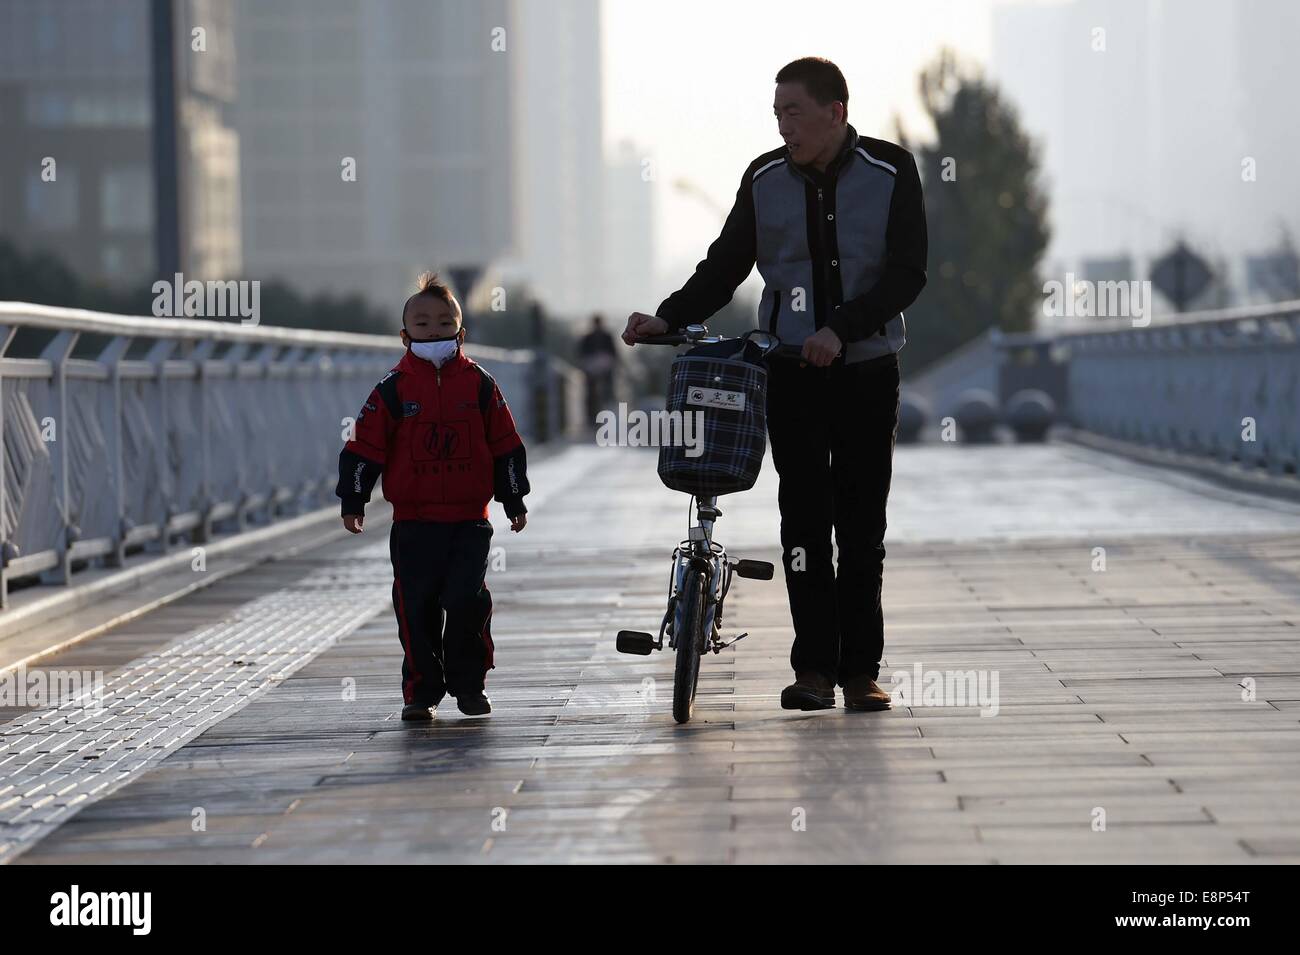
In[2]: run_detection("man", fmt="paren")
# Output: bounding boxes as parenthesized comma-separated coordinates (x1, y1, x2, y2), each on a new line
(576, 313, 619, 427)
(621, 57, 927, 712)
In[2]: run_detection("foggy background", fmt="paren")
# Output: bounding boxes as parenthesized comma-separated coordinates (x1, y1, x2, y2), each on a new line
(2, 0, 1297, 374)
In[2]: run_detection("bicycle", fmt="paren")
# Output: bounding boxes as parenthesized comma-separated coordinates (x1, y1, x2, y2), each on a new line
(615, 324, 806, 723)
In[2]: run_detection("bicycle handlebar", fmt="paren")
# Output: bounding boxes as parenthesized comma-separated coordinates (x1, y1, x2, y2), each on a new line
(628, 334, 690, 346)
(633, 334, 809, 362)
(768, 344, 808, 361)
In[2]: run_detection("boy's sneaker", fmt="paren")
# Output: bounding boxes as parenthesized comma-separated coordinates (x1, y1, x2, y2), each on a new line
(401, 703, 437, 721)
(456, 692, 492, 716)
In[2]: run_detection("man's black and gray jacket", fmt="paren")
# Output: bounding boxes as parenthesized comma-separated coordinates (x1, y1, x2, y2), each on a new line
(656, 124, 927, 363)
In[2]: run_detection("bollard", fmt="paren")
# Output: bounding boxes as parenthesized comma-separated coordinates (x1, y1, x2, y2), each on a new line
(1005, 389, 1057, 443)
(953, 388, 1000, 444)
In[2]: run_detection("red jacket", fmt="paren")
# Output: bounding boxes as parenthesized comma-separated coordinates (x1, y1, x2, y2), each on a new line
(336, 348, 530, 522)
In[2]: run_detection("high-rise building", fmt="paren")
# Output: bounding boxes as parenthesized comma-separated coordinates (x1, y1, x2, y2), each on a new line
(0, 0, 240, 286)
(235, 0, 612, 322)
(235, 0, 515, 317)
(507, 0, 604, 319)
(602, 139, 657, 315)
(176, 0, 241, 281)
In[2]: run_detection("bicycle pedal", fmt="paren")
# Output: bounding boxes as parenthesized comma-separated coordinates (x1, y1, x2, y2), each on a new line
(616, 630, 657, 655)
(732, 559, 774, 580)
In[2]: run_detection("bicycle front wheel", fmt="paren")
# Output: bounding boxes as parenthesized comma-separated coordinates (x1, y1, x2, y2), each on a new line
(672, 569, 707, 724)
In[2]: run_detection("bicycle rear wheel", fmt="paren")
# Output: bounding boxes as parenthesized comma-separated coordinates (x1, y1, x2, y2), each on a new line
(672, 569, 707, 724)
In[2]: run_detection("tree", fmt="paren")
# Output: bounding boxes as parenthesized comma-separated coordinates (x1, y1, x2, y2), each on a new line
(896, 49, 1051, 374)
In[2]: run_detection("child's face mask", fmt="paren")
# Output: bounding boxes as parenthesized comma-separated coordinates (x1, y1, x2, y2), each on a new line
(407, 332, 459, 367)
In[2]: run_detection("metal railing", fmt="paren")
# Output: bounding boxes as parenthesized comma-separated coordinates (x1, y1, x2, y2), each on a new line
(0, 302, 570, 609)
(1057, 299, 1300, 474)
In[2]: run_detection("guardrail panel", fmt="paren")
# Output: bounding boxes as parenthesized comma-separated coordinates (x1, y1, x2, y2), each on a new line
(1060, 301, 1300, 475)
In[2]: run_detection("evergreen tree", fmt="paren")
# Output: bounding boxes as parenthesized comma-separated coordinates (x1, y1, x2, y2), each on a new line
(897, 49, 1051, 374)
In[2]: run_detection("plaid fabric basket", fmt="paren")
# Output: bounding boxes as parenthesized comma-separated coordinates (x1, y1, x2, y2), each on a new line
(657, 341, 769, 497)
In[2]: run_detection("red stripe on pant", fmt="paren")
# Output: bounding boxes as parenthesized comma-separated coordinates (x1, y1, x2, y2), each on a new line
(480, 584, 495, 671)
(391, 550, 423, 703)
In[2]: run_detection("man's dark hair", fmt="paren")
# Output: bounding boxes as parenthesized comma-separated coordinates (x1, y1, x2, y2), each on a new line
(775, 57, 849, 110)
(402, 270, 461, 329)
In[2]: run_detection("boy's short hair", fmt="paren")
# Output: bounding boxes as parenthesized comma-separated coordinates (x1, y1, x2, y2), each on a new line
(402, 271, 462, 329)
(775, 57, 849, 110)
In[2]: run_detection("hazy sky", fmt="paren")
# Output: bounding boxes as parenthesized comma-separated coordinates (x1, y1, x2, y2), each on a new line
(602, 0, 1024, 296)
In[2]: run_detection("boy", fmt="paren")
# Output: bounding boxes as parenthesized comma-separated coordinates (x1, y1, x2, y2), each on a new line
(336, 272, 530, 721)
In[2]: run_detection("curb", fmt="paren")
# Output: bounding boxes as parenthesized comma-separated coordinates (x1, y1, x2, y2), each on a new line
(1056, 427, 1300, 505)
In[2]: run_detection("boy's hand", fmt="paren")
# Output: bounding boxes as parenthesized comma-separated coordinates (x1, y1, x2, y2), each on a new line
(343, 514, 364, 534)
(510, 513, 527, 533)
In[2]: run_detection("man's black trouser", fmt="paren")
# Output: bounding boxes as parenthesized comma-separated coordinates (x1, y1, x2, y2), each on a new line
(389, 518, 495, 705)
(765, 351, 900, 686)
(584, 370, 614, 426)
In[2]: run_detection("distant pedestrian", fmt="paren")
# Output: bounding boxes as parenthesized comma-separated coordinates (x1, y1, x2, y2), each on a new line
(577, 313, 619, 426)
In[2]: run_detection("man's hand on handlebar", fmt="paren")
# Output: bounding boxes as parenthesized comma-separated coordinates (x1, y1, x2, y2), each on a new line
(801, 326, 843, 367)
(622, 312, 669, 345)
(621, 312, 841, 367)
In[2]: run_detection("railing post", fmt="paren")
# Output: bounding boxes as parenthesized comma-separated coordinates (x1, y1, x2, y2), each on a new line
(295, 347, 326, 509)
(40, 330, 79, 585)
(251, 342, 278, 527)
(1, 324, 13, 609)
(100, 335, 132, 567)
(221, 342, 252, 532)
(273, 345, 304, 515)
(191, 339, 216, 543)
(309, 347, 334, 508)
(145, 338, 176, 553)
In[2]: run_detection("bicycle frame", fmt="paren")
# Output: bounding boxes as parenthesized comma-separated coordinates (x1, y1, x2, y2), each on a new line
(660, 495, 733, 653)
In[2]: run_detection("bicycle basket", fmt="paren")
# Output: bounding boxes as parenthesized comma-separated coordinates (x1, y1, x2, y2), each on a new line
(657, 337, 769, 496)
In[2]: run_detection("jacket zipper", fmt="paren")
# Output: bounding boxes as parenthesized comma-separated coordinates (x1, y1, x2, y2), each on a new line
(768, 289, 782, 333)
(817, 186, 834, 328)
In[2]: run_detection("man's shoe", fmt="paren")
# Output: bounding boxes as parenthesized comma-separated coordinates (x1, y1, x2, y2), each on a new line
(843, 675, 892, 711)
(456, 692, 492, 716)
(401, 703, 436, 721)
(780, 671, 836, 710)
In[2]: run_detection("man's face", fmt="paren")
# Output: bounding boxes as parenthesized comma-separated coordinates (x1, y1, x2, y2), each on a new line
(774, 81, 844, 167)
(401, 296, 461, 345)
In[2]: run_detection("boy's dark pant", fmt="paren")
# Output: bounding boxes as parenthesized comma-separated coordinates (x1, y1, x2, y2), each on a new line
(765, 352, 900, 686)
(389, 518, 495, 705)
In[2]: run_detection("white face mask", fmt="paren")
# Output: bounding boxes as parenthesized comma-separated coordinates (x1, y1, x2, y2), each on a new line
(410, 339, 459, 367)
